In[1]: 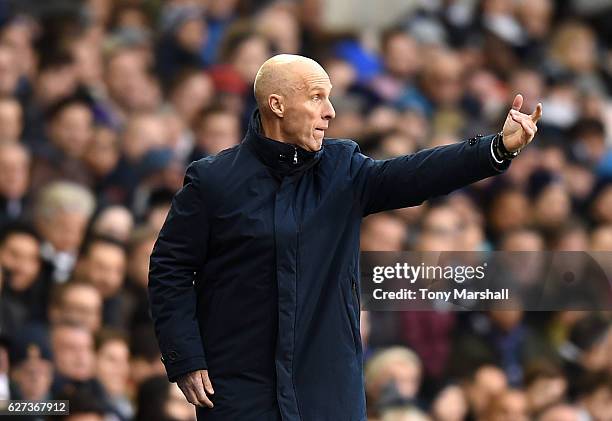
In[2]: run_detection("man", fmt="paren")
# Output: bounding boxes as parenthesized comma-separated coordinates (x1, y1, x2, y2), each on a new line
(0, 143, 30, 227)
(49, 321, 100, 397)
(77, 236, 128, 329)
(34, 181, 96, 284)
(30, 97, 95, 190)
(8, 325, 54, 401)
(0, 221, 44, 326)
(149, 54, 542, 420)
(0, 97, 23, 142)
(48, 281, 103, 333)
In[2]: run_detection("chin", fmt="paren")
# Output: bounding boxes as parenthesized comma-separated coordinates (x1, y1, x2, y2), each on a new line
(309, 135, 324, 150)
(309, 139, 323, 152)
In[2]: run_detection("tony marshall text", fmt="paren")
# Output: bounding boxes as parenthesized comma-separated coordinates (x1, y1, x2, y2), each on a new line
(372, 288, 510, 301)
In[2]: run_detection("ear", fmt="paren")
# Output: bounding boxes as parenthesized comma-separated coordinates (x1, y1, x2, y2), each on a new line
(269, 94, 284, 118)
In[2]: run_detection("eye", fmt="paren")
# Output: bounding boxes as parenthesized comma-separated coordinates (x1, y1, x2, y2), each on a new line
(312, 94, 321, 102)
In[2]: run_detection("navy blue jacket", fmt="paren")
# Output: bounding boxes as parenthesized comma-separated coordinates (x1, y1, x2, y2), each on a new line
(148, 111, 509, 420)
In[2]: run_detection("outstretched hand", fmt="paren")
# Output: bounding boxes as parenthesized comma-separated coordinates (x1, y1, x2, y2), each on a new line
(502, 94, 543, 153)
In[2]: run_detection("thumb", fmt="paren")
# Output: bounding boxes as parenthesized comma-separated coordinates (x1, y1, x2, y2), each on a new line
(201, 371, 215, 395)
(511, 94, 523, 111)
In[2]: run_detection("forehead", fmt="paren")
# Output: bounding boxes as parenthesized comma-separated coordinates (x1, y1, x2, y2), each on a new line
(302, 69, 332, 91)
(288, 61, 331, 90)
(5, 232, 38, 248)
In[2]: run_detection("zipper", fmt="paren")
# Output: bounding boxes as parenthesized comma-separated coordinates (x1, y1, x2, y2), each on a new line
(293, 146, 298, 164)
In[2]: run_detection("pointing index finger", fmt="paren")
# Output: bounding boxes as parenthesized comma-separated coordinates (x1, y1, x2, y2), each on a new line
(530, 102, 543, 123)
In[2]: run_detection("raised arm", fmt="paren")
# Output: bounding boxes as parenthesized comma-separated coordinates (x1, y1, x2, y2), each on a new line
(353, 94, 542, 216)
(352, 134, 506, 215)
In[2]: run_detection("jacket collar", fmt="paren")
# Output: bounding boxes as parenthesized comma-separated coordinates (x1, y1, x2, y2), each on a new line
(244, 109, 323, 174)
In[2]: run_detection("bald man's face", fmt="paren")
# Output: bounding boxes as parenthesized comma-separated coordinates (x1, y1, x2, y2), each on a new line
(273, 63, 335, 151)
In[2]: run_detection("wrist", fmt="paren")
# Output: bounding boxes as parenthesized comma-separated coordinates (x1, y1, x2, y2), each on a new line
(494, 131, 520, 160)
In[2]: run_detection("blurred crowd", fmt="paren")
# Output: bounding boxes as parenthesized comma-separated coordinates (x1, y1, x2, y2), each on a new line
(0, 0, 611, 420)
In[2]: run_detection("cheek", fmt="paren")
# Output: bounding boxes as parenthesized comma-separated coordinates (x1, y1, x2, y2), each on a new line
(286, 113, 308, 134)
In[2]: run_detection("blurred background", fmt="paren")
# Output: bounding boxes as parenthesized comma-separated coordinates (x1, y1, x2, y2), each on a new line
(0, 0, 611, 420)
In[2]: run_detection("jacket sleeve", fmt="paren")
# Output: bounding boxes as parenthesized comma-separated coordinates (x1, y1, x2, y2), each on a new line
(148, 162, 209, 382)
(351, 134, 510, 216)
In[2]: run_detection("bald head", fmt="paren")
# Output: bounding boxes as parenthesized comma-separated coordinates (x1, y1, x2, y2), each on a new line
(253, 54, 335, 152)
(254, 54, 326, 111)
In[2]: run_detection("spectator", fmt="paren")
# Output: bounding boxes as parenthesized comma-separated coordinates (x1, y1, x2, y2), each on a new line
(8, 324, 53, 400)
(95, 328, 133, 420)
(499, 228, 544, 251)
(48, 281, 102, 332)
(365, 347, 423, 419)
(560, 315, 612, 398)
(416, 204, 464, 251)
(0, 142, 30, 227)
(30, 97, 95, 190)
(156, 4, 206, 87)
(34, 182, 96, 283)
(529, 172, 572, 236)
(361, 213, 407, 251)
(452, 310, 556, 386)
(0, 43, 20, 97)
(523, 361, 568, 416)
(91, 205, 134, 243)
(576, 371, 612, 421)
(32, 52, 78, 110)
(189, 104, 241, 161)
(430, 384, 468, 421)
(77, 236, 127, 329)
(210, 25, 271, 126)
(168, 68, 214, 129)
(487, 188, 531, 241)
(121, 113, 168, 164)
(104, 46, 153, 118)
(461, 364, 508, 420)
(83, 125, 121, 191)
(590, 225, 612, 251)
(0, 97, 22, 142)
(0, 221, 44, 325)
(370, 28, 421, 104)
(49, 321, 100, 397)
(70, 38, 105, 92)
(254, 2, 301, 55)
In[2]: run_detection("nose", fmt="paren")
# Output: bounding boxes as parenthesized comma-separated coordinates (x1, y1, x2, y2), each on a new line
(323, 98, 336, 120)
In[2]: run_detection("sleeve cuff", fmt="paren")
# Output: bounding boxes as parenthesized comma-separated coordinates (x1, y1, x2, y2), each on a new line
(490, 137, 505, 165)
(163, 355, 208, 383)
(482, 134, 510, 173)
